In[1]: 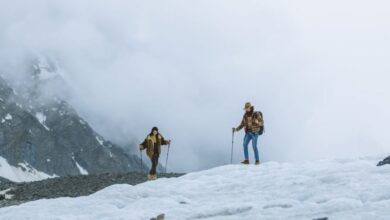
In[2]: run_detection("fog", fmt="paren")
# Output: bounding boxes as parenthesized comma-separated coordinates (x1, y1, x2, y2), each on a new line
(0, 0, 389, 172)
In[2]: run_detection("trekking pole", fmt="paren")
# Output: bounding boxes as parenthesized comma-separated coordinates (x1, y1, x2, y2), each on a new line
(165, 143, 171, 174)
(230, 129, 234, 164)
(140, 149, 143, 173)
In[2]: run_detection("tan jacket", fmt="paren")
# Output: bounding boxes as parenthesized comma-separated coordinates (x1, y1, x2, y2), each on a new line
(236, 111, 264, 133)
(140, 134, 169, 159)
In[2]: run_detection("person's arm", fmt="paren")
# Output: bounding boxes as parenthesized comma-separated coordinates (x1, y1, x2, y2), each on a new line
(234, 117, 245, 132)
(161, 135, 171, 145)
(139, 138, 148, 150)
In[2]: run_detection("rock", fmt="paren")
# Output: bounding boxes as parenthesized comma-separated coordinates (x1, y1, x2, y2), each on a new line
(0, 172, 183, 208)
(377, 156, 390, 166)
(151, 213, 165, 220)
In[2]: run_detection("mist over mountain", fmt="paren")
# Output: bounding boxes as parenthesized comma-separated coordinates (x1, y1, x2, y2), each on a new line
(1, 0, 390, 173)
(0, 58, 147, 181)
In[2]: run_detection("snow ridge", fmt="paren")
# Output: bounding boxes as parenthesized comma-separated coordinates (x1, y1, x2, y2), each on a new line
(0, 157, 389, 219)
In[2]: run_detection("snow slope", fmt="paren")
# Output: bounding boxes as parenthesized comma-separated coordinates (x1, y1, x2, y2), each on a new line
(0, 156, 57, 182)
(0, 156, 390, 220)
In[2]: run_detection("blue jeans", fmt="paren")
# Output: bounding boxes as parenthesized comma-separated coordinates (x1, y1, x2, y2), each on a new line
(243, 132, 260, 161)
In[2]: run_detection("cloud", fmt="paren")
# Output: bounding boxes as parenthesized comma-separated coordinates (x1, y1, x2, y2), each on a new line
(0, 0, 389, 172)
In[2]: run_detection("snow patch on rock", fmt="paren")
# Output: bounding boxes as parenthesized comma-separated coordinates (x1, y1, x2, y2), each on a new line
(0, 156, 58, 182)
(4, 113, 12, 120)
(75, 162, 88, 175)
(0, 187, 14, 200)
(72, 156, 88, 175)
(35, 112, 50, 130)
(96, 136, 104, 146)
(33, 57, 58, 81)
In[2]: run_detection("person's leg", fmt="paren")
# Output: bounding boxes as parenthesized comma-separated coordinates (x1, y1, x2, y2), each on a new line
(154, 155, 160, 175)
(151, 154, 158, 175)
(243, 132, 251, 161)
(149, 157, 154, 175)
(251, 132, 260, 161)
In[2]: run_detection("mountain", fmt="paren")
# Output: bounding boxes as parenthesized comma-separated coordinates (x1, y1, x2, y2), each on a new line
(0, 59, 147, 182)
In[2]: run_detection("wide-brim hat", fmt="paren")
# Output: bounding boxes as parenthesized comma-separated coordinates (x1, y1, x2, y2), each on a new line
(243, 102, 252, 110)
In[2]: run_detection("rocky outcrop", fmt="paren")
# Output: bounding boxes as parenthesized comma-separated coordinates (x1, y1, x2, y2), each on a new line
(377, 156, 390, 166)
(0, 172, 183, 208)
(0, 59, 148, 179)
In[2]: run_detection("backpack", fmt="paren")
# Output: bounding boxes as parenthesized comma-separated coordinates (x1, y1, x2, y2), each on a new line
(254, 111, 265, 135)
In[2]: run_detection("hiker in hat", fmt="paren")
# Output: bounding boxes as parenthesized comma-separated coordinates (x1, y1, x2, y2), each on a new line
(139, 127, 171, 180)
(233, 102, 264, 165)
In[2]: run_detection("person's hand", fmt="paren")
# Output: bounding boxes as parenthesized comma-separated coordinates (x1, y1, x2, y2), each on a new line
(139, 145, 143, 150)
(232, 128, 236, 132)
(167, 140, 172, 144)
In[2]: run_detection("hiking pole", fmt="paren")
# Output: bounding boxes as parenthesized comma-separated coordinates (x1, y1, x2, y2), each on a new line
(140, 149, 143, 173)
(165, 143, 171, 174)
(231, 129, 235, 164)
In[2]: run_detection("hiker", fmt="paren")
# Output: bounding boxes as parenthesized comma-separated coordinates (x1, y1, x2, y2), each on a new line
(139, 127, 171, 180)
(233, 102, 264, 165)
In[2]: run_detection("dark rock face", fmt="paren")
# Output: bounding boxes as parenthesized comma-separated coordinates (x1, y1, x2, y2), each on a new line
(150, 213, 165, 220)
(0, 61, 148, 179)
(377, 156, 390, 166)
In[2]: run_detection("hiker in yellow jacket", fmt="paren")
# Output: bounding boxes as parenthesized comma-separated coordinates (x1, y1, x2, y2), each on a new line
(139, 127, 171, 180)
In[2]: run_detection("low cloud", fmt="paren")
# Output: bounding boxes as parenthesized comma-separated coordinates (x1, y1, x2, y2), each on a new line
(0, 0, 389, 172)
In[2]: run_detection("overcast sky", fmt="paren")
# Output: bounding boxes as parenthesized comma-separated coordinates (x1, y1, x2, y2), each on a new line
(1, 0, 390, 172)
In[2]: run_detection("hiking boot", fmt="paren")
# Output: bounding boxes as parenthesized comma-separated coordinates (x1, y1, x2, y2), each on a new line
(241, 160, 249, 165)
(148, 174, 157, 180)
(255, 160, 261, 165)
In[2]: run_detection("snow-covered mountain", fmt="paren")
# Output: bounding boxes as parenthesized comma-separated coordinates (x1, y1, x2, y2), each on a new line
(0, 59, 147, 182)
(0, 156, 389, 220)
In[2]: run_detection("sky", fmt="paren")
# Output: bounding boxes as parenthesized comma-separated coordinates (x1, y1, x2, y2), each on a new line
(0, 0, 389, 172)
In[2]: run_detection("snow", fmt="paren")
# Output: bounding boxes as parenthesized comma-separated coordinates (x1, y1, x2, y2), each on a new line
(16, 103, 23, 109)
(34, 57, 58, 81)
(75, 162, 89, 175)
(0, 188, 14, 200)
(1, 157, 390, 219)
(0, 156, 58, 182)
(96, 136, 104, 146)
(4, 113, 12, 120)
(72, 156, 89, 175)
(38, 69, 56, 80)
(35, 112, 50, 130)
